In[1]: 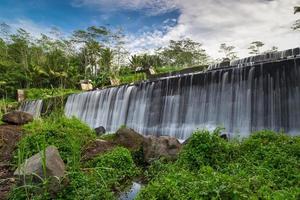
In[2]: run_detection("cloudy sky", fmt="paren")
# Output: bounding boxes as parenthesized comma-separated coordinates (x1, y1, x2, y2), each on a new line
(0, 0, 299, 58)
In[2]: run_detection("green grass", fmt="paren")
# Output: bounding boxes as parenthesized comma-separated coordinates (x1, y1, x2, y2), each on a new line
(25, 88, 80, 100)
(56, 147, 139, 200)
(137, 129, 300, 200)
(119, 73, 147, 84)
(155, 65, 184, 74)
(10, 115, 140, 200)
(16, 114, 96, 168)
(10, 116, 300, 200)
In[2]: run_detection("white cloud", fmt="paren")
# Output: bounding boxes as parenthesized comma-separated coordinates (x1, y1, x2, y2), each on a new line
(72, 0, 177, 15)
(8, 19, 53, 38)
(171, 0, 300, 58)
(4, 0, 300, 60)
(81, 0, 300, 58)
(0, 18, 70, 40)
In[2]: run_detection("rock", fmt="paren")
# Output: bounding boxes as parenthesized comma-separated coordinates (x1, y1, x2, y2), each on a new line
(220, 133, 229, 140)
(95, 126, 106, 136)
(114, 127, 144, 151)
(2, 111, 33, 125)
(14, 146, 66, 192)
(143, 136, 182, 163)
(182, 137, 190, 146)
(82, 139, 116, 160)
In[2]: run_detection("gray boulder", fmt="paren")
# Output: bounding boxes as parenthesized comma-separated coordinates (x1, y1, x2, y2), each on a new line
(114, 127, 144, 151)
(82, 139, 116, 160)
(220, 132, 229, 140)
(2, 111, 33, 125)
(143, 136, 182, 163)
(14, 146, 66, 192)
(95, 126, 106, 136)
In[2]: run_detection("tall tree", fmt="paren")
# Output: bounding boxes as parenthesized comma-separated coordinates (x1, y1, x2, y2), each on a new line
(99, 48, 114, 73)
(248, 41, 265, 55)
(72, 26, 110, 79)
(111, 28, 129, 69)
(159, 38, 208, 67)
(9, 28, 32, 88)
(218, 43, 238, 60)
(293, 6, 300, 30)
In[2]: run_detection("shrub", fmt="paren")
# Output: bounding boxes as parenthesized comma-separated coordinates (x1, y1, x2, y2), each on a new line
(16, 114, 95, 168)
(138, 129, 300, 200)
(57, 147, 139, 200)
(179, 129, 237, 170)
(25, 88, 79, 100)
(85, 147, 139, 185)
(11, 113, 144, 200)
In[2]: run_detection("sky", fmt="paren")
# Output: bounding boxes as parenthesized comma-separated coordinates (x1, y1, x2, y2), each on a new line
(0, 0, 299, 58)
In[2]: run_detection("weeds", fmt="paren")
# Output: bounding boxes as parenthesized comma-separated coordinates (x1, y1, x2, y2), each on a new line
(137, 130, 300, 200)
(16, 114, 95, 168)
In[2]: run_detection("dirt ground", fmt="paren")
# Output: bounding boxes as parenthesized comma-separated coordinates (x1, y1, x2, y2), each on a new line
(0, 125, 22, 199)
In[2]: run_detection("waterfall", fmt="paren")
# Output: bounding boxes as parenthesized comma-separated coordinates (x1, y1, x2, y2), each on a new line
(19, 100, 43, 118)
(65, 48, 300, 139)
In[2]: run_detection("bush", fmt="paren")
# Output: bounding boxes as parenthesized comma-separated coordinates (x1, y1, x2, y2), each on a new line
(16, 114, 95, 168)
(11, 113, 142, 200)
(85, 147, 139, 185)
(179, 129, 237, 170)
(137, 129, 300, 200)
(119, 73, 146, 84)
(57, 147, 138, 200)
(25, 88, 79, 100)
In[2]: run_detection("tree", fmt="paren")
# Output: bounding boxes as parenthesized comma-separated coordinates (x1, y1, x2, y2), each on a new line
(99, 48, 114, 73)
(0, 22, 11, 42)
(159, 38, 208, 67)
(110, 28, 129, 69)
(129, 54, 162, 70)
(293, 6, 300, 30)
(129, 55, 142, 70)
(248, 41, 265, 55)
(218, 43, 238, 60)
(72, 26, 110, 79)
(86, 40, 101, 77)
(9, 28, 32, 88)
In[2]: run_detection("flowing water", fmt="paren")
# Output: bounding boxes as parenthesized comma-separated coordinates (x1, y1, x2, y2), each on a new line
(65, 49, 300, 140)
(19, 100, 43, 118)
(119, 182, 142, 200)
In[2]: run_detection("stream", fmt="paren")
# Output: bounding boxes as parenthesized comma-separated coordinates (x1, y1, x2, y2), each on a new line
(118, 182, 143, 200)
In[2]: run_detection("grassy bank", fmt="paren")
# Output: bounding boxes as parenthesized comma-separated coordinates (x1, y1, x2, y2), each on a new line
(8, 114, 300, 199)
(25, 88, 80, 100)
(9, 114, 140, 200)
(137, 129, 300, 200)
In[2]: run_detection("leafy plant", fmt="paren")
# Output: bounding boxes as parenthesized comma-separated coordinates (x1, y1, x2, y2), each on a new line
(16, 114, 95, 168)
(57, 147, 139, 200)
(25, 88, 79, 100)
(137, 129, 300, 200)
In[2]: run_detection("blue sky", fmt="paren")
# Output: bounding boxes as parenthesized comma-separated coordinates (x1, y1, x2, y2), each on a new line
(0, 0, 299, 58)
(0, 0, 179, 33)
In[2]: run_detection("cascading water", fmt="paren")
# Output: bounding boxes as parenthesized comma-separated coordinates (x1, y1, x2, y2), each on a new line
(19, 100, 43, 118)
(65, 48, 300, 139)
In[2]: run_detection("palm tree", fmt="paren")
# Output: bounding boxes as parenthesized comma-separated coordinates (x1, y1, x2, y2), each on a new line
(99, 48, 114, 74)
(129, 55, 142, 70)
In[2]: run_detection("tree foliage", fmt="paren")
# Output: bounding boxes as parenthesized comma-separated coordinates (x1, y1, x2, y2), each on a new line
(293, 6, 300, 30)
(248, 41, 265, 55)
(159, 38, 208, 67)
(218, 43, 238, 60)
(0, 23, 210, 99)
